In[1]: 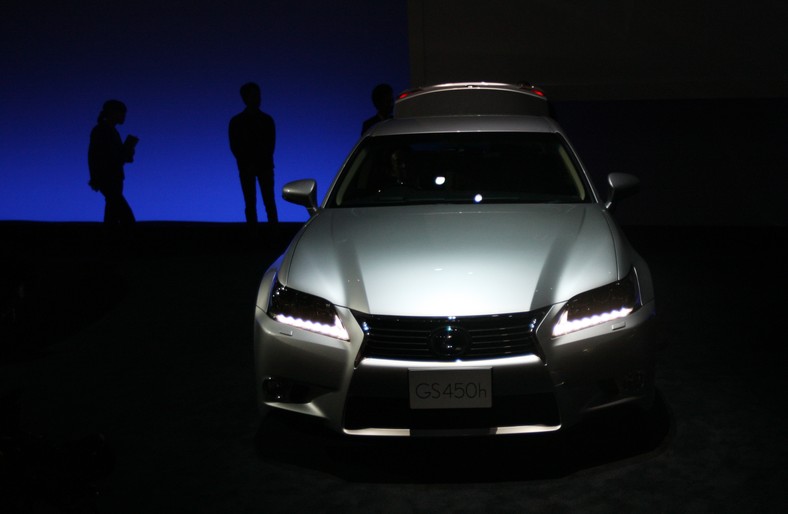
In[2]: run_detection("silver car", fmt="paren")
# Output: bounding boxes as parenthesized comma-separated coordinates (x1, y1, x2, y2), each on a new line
(254, 83, 657, 436)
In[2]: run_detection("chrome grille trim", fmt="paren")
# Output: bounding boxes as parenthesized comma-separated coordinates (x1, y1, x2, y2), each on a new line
(353, 310, 546, 361)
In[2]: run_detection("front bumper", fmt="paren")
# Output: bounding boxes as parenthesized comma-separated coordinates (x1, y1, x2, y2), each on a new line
(253, 299, 657, 436)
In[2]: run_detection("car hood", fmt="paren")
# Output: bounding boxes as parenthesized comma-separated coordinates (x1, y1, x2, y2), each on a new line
(281, 204, 627, 317)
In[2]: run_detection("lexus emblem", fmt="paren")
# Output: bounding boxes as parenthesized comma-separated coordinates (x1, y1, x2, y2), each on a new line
(429, 326, 470, 358)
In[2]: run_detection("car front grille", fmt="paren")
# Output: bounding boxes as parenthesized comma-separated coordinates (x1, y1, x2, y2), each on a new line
(353, 310, 546, 361)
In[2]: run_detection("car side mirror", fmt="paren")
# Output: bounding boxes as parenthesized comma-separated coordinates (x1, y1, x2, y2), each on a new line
(282, 179, 319, 216)
(605, 173, 640, 212)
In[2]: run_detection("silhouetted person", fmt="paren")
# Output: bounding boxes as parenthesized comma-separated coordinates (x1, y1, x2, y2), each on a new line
(229, 82, 278, 225)
(88, 99, 137, 231)
(361, 83, 394, 134)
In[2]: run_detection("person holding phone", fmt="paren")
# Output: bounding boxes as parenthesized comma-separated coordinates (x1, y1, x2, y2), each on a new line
(88, 99, 137, 232)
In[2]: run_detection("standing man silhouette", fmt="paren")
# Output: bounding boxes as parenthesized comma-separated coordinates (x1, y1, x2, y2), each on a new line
(88, 99, 137, 232)
(229, 82, 278, 226)
(361, 83, 394, 134)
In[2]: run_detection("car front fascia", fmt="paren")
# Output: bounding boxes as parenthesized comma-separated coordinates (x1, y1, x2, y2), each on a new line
(253, 110, 656, 436)
(253, 264, 657, 436)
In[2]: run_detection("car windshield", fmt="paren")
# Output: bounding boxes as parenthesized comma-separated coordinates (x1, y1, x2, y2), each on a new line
(328, 132, 591, 207)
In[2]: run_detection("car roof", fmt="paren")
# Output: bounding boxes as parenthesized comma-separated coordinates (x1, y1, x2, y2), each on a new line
(394, 82, 549, 118)
(365, 114, 561, 137)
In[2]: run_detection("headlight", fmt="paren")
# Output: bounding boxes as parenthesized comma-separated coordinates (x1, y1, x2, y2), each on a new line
(552, 270, 641, 337)
(267, 279, 350, 341)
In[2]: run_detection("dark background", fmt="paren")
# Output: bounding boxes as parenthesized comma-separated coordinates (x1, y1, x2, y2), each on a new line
(2, 0, 786, 225)
(1, 0, 410, 223)
(407, 0, 787, 226)
(408, 0, 787, 100)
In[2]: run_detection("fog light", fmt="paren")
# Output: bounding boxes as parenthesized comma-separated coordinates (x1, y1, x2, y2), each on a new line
(262, 378, 310, 403)
(262, 378, 292, 402)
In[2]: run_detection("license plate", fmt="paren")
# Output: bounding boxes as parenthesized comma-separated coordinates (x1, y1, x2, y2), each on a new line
(408, 368, 492, 409)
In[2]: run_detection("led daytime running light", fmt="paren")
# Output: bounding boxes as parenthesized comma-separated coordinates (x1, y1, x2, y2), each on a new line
(275, 313, 350, 341)
(552, 306, 633, 337)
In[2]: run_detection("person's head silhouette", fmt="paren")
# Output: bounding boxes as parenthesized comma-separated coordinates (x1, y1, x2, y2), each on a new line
(371, 83, 393, 118)
(240, 82, 261, 110)
(98, 99, 127, 125)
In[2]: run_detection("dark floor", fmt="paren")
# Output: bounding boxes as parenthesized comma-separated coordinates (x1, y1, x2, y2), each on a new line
(1, 221, 786, 513)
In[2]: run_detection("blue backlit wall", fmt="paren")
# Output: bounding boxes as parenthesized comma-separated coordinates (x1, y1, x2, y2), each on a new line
(1, 1, 410, 222)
